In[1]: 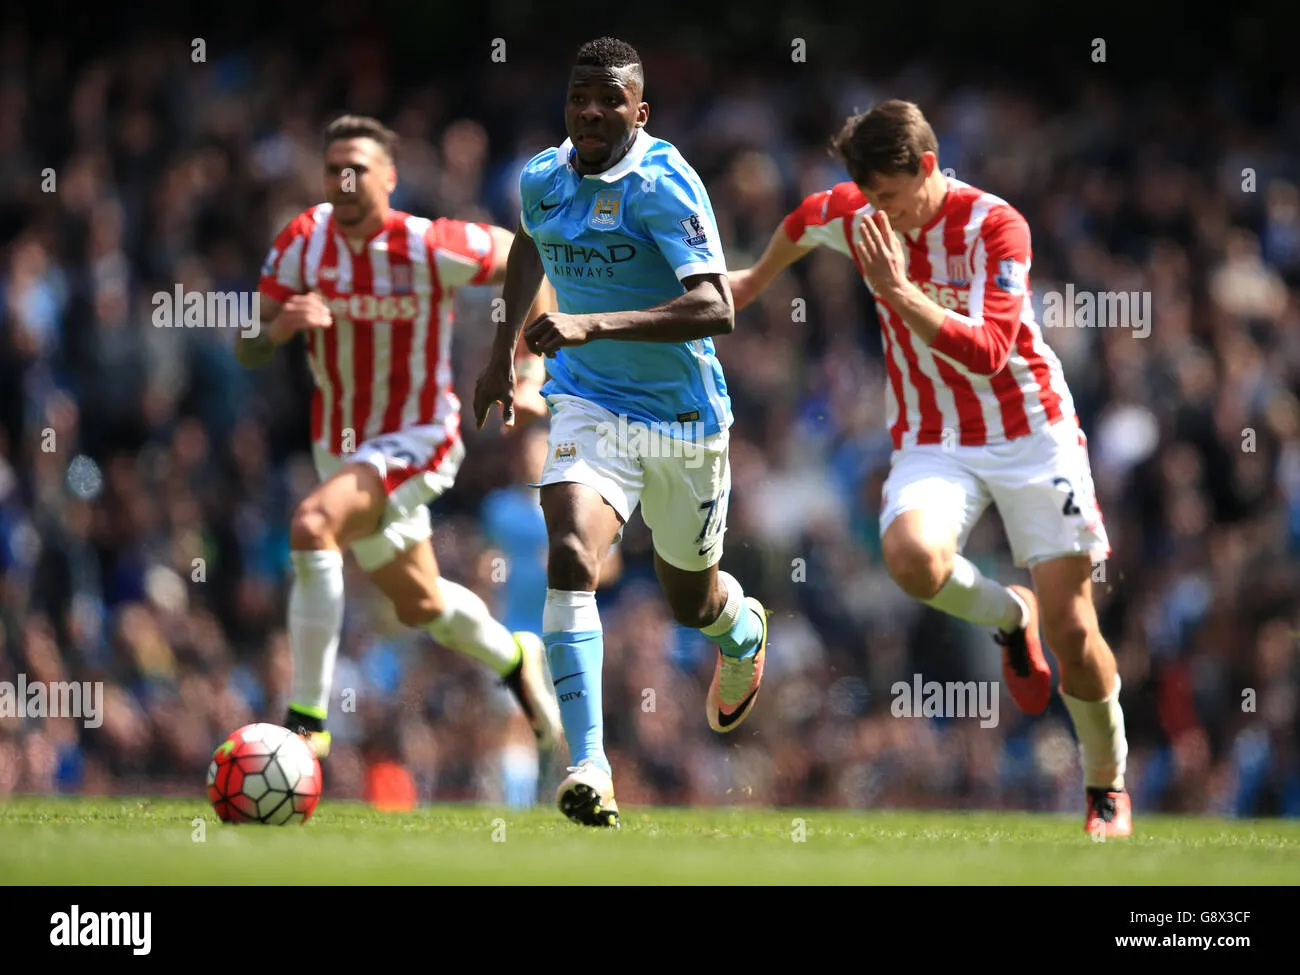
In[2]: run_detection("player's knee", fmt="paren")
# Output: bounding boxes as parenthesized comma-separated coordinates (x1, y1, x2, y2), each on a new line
(881, 528, 950, 599)
(289, 498, 338, 551)
(547, 532, 601, 590)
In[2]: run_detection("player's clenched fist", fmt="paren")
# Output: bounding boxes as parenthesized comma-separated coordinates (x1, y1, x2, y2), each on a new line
(270, 291, 334, 343)
(523, 312, 596, 355)
(267, 291, 333, 344)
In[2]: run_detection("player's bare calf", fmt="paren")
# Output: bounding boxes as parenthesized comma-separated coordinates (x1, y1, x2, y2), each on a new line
(1031, 554, 1130, 836)
(1031, 555, 1116, 701)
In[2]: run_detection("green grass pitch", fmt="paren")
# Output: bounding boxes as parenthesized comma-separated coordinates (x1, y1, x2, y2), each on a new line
(2, 796, 1297, 884)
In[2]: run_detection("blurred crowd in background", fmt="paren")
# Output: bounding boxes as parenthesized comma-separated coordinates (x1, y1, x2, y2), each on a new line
(1, 5, 1299, 818)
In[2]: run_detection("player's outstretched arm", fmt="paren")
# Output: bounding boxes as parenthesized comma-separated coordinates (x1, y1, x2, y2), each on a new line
(728, 223, 815, 311)
(474, 216, 547, 430)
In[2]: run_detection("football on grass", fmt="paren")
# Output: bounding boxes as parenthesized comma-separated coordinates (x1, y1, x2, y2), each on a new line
(207, 722, 323, 825)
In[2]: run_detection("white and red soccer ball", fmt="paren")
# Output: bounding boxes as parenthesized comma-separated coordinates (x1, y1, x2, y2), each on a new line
(207, 723, 323, 825)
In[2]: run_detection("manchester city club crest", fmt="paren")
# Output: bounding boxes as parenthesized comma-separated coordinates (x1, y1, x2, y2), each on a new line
(589, 188, 623, 230)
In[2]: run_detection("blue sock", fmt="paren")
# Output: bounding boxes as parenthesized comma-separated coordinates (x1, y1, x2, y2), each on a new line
(542, 589, 609, 775)
(701, 571, 765, 659)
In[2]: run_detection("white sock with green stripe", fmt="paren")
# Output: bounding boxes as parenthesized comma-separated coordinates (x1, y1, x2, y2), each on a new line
(288, 549, 346, 721)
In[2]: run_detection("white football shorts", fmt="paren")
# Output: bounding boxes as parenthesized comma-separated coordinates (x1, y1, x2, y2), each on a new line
(879, 417, 1110, 568)
(538, 394, 730, 572)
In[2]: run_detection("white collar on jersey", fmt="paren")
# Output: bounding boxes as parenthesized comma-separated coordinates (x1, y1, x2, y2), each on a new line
(559, 128, 652, 182)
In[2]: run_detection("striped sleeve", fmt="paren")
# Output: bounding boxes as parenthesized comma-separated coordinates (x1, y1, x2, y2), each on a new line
(427, 218, 496, 288)
(782, 182, 866, 255)
(928, 205, 1029, 375)
(258, 209, 315, 302)
(783, 190, 833, 246)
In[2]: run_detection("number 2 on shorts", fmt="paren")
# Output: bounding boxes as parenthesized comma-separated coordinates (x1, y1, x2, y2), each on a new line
(1053, 477, 1081, 516)
(367, 437, 418, 467)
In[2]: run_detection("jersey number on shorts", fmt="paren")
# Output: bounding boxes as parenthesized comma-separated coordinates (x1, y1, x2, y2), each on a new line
(696, 490, 728, 557)
(366, 437, 418, 467)
(1053, 477, 1081, 516)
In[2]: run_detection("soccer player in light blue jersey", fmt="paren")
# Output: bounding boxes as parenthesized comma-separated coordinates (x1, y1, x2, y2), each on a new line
(473, 37, 770, 828)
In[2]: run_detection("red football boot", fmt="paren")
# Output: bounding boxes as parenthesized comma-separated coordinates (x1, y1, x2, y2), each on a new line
(994, 585, 1053, 714)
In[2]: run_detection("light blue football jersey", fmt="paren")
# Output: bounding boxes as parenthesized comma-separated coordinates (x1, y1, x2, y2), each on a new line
(519, 130, 733, 438)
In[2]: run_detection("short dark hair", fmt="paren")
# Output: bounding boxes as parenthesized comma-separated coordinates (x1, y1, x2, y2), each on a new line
(573, 37, 644, 95)
(830, 100, 938, 186)
(322, 114, 399, 162)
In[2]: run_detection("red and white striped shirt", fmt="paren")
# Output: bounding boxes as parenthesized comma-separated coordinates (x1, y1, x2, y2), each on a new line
(257, 204, 496, 455)
(782, 177, 1075, 450)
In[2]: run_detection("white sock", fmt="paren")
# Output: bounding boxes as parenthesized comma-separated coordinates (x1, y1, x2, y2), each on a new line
(421, 577, 521, 676)
(923, 554, 1026, 631)
(288, 549, 346, 718)
(1061, 675, 1128, 791)
(700, 571, 744, 637)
